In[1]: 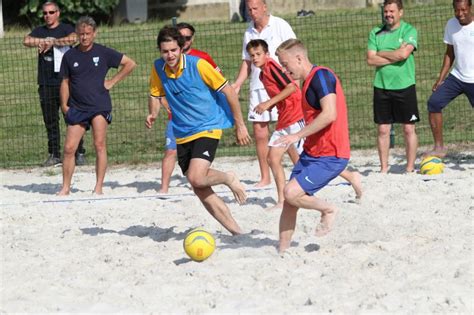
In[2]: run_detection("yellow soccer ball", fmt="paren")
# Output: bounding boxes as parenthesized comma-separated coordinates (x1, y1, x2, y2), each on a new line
(420, 156, 444, 175)
(183, 228, 215, 262)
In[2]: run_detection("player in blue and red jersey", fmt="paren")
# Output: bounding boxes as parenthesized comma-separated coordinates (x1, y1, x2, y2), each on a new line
(275, 39, 362, 253)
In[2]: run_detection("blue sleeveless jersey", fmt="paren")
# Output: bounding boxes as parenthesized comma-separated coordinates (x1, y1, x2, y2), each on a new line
(154, 55, 233, 139)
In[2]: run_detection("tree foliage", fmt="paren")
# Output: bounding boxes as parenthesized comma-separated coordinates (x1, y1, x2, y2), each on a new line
(19, 0, 120, 27)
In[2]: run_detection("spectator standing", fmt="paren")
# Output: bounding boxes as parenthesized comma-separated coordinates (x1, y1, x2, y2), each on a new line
(426, 0, 473, 158)
(57, 16, 136, 195)
(367, 0, 420, 173)
(23, 1, 86, 166)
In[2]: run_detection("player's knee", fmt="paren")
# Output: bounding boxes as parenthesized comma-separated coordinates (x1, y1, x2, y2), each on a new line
(267, 154, 281, 168)
(283, 186, 299, 205)
(187, 172, 205, 188)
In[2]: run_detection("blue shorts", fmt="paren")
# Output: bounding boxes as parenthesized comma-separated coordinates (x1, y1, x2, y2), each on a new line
(427, 74, 474, 113)
(65, 107, 112, 131)
(290, 152, 348, 195)
(165, 120, 176, 150)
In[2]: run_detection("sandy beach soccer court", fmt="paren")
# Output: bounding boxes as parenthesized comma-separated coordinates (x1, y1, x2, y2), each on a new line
(1, 147, 473, 313)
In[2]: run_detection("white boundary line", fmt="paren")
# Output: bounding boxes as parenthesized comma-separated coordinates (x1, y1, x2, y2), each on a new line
(0, 186, 275, 207)
(0, 183, 352, 207)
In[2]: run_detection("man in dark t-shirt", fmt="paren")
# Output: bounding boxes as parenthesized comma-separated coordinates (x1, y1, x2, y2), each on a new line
(23, 1, 86, 166)
(57, 16, 136, 196)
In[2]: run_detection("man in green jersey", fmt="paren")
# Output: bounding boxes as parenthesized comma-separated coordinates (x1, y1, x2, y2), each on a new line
(367, 0, 420, 173)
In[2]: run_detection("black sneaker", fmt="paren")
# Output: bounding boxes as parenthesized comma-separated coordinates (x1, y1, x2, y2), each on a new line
(297, 10, 307, 17)
(75, 153, 87, 166)
(42, 154, 62, 167)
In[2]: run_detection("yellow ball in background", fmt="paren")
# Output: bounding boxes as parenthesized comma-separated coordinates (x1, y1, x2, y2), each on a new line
(183, 228, 215, 262)
(420, 156, 444, 175)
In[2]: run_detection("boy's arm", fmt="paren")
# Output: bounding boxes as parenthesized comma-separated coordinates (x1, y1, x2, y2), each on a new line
(254, 83, 297, 114)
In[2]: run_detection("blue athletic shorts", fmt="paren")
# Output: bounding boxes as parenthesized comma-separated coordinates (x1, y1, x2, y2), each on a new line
(427, 74, 474, 113)
(290, 152, 348, 195)
(65, 107, 112, 130)
(165, 120, 176, 150)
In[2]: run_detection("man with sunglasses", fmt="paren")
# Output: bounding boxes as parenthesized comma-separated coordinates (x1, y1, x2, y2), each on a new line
(23, 1, 86, 167)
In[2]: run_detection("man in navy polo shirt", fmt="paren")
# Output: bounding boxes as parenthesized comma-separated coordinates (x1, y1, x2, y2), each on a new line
(57, 16, 136, 196)
(23, 1, 86, 166)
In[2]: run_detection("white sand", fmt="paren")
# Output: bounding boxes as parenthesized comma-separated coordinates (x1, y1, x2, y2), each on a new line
(1, 148, 473, 313)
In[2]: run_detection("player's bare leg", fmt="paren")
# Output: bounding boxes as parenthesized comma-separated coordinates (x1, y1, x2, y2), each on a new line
(91, 116, 108, 195)
(267, 146, 287, 210)
(339, 169, 363, 199)
(57, 124, 86, 196)
(284, 179, 339, 237)
(158, 149, 177, 194)
(315, 207, 339, 236)
(286, 144, 300, 165)
(278, 201, 298, 253)
(225, 171, 247, 205)
(186, 158, 247, 205)
(253, 122, 272, 187)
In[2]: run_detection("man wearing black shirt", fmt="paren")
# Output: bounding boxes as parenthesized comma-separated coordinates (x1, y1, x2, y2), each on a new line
(23, 1, 86, 166)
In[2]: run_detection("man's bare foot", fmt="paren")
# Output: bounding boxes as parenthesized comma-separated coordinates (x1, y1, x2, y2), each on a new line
(93, 188, 103, 195)
(266, 201, 284, 211)
(254, 179, 271, 188)
(315, 208, 338, 237)
(157, 188, 168, 194)
(56, 187, 70, 196)
(227, 172, 247, 205)
(278, 240, 291, 254)
(379, 167, 388, 174)
(351, 171, 363, 199)
(423, 147, 447, 158)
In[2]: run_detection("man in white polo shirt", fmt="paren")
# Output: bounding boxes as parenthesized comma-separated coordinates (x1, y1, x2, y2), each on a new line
(232, 0, 296, 187)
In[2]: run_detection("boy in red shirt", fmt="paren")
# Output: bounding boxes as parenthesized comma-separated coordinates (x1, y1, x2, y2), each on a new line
(247, 39, 305, 210)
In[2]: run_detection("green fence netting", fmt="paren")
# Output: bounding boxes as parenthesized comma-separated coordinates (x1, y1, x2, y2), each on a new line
(0, 3, 472, 167)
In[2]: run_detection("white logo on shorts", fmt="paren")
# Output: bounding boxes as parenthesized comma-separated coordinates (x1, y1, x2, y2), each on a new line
(409, 114, 418, 121)
(304, 176, 314, 184)
(202, 151, 210, 157)
(73, 62, 79, 67)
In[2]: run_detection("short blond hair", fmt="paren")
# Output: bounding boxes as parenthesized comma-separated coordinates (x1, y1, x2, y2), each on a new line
(276, 38, 307, 57)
